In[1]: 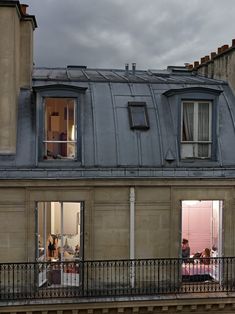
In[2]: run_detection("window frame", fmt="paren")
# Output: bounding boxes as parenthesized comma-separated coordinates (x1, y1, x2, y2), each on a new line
(163, 86, 222, 163)
(128, 101, 150, 130)
(181, 100, 212, 159)
(34, 85, 87, 164)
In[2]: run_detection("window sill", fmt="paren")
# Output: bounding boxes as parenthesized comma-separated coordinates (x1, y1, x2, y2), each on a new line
(37, 160, 81, 168)
(179, 159, 219, 167)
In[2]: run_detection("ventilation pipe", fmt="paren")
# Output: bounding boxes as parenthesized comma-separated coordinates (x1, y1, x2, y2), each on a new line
(132, 63, 136, 75)
(125, 63, 129, 76)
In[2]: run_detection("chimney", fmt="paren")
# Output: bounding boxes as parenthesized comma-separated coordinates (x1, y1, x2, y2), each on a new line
(200, 57, 206, 64)
(221, 44, 229, 53)
(132, 63, 136, 75)
(204, 55, 210, 62)
(20, 4, 28, 15)
(0, 1, 36, 154)
(218, 47, 222, 54)
(232, 39, 235, 47)
(125, 63, 129, 76)
(210, 52, 216, 60)
(194, 61, 200, 68)
(20, 4, 37, 88)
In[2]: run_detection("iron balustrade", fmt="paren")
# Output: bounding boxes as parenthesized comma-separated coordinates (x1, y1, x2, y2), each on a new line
(0, 257, 235, 301)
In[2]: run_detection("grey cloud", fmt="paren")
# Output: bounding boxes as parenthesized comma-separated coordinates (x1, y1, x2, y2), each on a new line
(26, 0, 235, 69)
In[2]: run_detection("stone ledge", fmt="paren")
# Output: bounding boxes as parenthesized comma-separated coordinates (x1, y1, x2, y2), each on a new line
(2, 294, 235, 314)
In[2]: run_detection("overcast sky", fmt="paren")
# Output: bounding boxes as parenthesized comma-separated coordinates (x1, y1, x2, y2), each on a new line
(25, 0, 235, 70)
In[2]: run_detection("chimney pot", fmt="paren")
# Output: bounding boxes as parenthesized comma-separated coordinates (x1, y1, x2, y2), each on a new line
(221, 44, 229, 52)
(20, 4, 28, 15)
(201, 57, 206, 64)
(210, 52, 216, 59)
(188, 64, 193, 70)
(132, 63, 136, 75)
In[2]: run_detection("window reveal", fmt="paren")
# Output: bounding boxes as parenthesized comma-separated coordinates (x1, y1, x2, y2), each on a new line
(181, 101, 212, 159)
(44, 98, 76, 160)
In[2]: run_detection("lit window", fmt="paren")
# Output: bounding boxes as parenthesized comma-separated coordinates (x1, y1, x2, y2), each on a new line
(128, 102, 149, 130)
(44, 98, 76, 160)
(181, 101, 212, 159)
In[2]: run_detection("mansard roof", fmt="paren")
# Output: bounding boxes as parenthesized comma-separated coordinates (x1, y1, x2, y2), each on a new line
(1, 65, 235, 179)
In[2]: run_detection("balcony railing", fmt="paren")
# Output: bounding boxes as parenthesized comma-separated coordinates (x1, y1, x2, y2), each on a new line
(1, 257, 235, 301)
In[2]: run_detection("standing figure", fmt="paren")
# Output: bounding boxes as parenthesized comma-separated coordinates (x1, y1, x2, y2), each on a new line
(182, 238, 190, 259)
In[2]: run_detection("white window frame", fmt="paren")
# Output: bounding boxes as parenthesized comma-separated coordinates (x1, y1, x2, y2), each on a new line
(181, 100, 212, 159)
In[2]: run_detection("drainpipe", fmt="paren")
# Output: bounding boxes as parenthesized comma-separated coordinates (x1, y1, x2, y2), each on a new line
(130, 187, 135, 287)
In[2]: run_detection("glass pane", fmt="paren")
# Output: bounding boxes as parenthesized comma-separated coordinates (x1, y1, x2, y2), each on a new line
(198, 143, 210, 158)
(37, 202, 81, 262)
(44, 98, 76, 159)
(182, 102, 194, 141)
(44, 143, 75, 160)
(130, 106, 147, 127)
(198, 102, 210, 141)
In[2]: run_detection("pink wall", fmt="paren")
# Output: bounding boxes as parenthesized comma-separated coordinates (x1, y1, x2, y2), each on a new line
(182, 201, 219, 255)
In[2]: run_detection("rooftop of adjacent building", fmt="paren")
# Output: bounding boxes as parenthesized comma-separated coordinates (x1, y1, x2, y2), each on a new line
(33, 65, 226, 84)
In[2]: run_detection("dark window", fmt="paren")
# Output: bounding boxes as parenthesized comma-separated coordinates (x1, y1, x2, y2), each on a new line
(128, 102, 149, 130)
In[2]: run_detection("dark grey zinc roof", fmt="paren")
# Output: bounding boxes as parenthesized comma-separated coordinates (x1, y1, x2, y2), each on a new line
(33, 66, 225, 85)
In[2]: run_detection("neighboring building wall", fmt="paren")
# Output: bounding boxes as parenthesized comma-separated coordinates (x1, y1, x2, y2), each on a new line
(0, 6, 20, 154)
(192, 40, 235, 94)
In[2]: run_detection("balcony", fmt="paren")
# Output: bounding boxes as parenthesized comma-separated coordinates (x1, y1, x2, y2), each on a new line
(0, 257, 235, 301)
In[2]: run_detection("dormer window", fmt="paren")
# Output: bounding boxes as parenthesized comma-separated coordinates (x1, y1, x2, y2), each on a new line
(128, 102, 149, 130)
(34, 84, 87, 163)
(181, 100, 212, 159)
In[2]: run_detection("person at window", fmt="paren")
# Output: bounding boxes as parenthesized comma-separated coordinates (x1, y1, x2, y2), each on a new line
(182, 238, 190, 259)
(47, 234, 58, 258)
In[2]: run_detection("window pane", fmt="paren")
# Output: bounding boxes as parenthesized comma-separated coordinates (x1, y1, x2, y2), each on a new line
(198, 143, 210, 158)
(44, 98, 76, 160)
(131, 106, 147, 126)
(128, 102, 149, 129)
(44, 143, 75, 160)
(182, 102, 194, 141)
(198, 102, 210, 141)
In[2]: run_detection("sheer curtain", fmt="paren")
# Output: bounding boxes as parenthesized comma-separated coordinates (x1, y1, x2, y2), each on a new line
(198, 103, 210, 157)
(182, 102, 194, 141)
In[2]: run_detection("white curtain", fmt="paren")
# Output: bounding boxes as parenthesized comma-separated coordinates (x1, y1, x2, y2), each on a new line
(198, 103, 210, 157)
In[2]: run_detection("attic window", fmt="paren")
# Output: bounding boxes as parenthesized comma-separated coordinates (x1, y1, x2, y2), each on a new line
(128, 102, 149, 130)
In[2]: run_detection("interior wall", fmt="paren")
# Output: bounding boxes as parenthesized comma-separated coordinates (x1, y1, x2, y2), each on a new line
(182, 200, 220, 254)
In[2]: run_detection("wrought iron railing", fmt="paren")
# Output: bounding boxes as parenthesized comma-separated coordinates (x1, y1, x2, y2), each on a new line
(1, 257, 235, 301)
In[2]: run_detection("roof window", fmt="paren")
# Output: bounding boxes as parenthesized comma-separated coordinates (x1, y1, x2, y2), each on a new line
(128, 102, 149, 130)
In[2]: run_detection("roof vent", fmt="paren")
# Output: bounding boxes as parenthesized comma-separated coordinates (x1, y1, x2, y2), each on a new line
(167, 66, 189, 73)
(67, 65, 87, 69)
(165, 149, 175, 162)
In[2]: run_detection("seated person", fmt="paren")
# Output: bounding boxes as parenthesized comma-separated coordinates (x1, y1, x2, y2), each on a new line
(201, 248, 210, 264)
(182, 238, 190, 259)
(211, 245, 218, 257)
